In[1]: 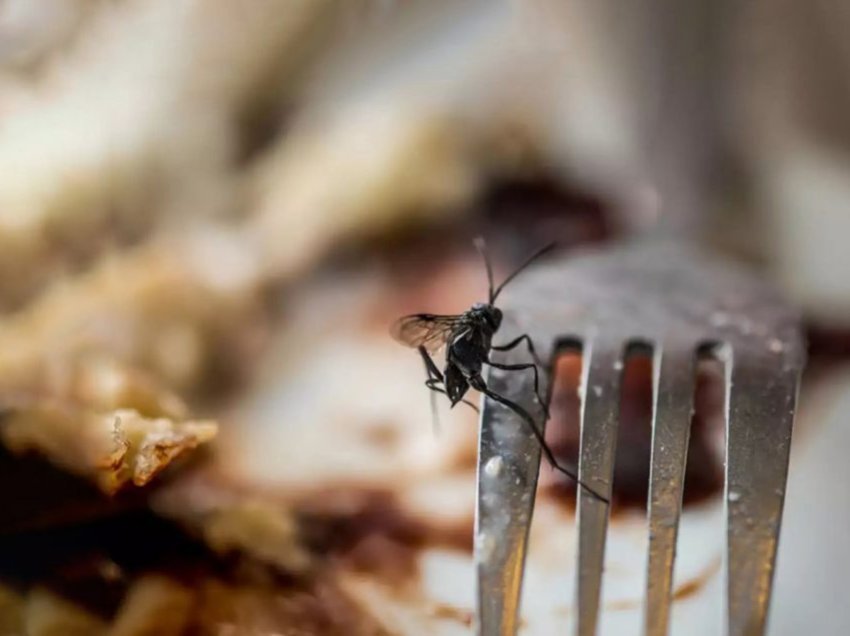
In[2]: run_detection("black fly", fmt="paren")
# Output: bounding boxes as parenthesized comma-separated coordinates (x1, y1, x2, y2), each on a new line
(392, 238, 607, 503)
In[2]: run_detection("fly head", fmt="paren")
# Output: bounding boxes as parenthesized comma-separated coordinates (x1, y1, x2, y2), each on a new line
(470, 302, 502, 334)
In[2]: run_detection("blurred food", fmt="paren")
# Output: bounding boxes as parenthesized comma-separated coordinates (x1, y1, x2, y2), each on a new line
(0, 239, 269, 397)
(1, 402, 216, 494)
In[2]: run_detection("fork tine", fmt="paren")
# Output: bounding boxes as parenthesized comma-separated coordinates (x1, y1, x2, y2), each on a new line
(725, 350, 800, 636)
(475, 335, 554, 636)
(643, 343, 697, 636)
(575, 337, 624, 636)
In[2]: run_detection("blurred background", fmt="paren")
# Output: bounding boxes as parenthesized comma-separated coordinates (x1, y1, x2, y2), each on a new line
(0, 1, 848, 634)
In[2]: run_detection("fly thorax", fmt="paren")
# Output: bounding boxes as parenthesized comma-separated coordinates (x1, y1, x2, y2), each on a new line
(449, 328, 487, 376)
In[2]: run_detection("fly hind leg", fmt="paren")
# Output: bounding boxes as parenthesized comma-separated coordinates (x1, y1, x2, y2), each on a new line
(485, 359, 549, 419)
(469, 374, 607, 503)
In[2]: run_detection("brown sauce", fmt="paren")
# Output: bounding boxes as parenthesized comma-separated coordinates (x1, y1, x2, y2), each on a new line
(295, 487, 473, 585)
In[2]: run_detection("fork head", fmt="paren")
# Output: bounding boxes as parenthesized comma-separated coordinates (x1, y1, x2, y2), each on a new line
(475, 241, 805, 636)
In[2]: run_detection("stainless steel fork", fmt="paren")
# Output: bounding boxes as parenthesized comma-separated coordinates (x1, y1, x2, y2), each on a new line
(474, 241, 805, 636)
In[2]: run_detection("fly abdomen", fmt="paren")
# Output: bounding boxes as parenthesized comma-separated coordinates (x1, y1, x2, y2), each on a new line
(444, 363, 469, 406)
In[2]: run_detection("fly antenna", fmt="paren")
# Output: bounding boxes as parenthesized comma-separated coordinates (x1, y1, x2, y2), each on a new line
(491, 242, 557, 302)
(473, 236, 496, 303)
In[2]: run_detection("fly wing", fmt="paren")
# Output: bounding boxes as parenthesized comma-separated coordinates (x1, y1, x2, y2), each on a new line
(390, 313, 461, 354)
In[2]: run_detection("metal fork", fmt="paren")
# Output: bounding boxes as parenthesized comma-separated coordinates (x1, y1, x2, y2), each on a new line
(474, 241, 805, 636)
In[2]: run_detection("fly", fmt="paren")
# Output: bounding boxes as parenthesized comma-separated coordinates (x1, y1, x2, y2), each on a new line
(391, 238, 607, 503)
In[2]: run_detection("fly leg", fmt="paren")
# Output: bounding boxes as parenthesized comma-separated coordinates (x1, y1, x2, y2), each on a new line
(418, 347, 478, 435)
(469, 374, 608, 503)
(491, 334, 550, 416)
(485, 359, 549, 419)
(425, 378, 479, 413)
(492, 334, 546, 369)
(418, 346, 443, 434)
(418, 345, 445, 385)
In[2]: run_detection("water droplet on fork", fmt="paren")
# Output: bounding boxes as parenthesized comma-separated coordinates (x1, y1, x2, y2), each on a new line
(476, 533, 496, 561)
(484, 456, 504, 478)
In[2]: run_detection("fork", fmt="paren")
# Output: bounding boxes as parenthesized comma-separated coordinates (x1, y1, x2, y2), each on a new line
(474, 241, 805, 636)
